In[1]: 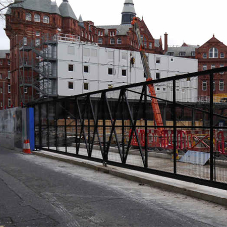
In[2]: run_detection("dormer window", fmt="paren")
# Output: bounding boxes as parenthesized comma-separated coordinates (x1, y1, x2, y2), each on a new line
(209, 47, 218, 58)
(43, 16, 49, 24)
(34, 14, 40, 22)
(110, 31, 115, 36)
(179, 52, 186, 56)
(26, 13, 31, 21)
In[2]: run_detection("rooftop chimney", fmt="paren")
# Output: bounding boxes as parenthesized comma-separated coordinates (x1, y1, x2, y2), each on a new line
(164, 32, 168, 53)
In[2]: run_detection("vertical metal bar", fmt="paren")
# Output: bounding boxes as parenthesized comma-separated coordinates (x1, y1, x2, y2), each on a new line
(163, 104, 166, 126)
(64, 101, 67, 153)
(88, 95, 91, 157)
(122, 90, 125, 160)
(173, 79, 177, 174)
(89, 96, 104, 158)
(210, 73, 214, 181)
(39, 104, 42, 149)
(55, 101, 58, 151)
(102, 93, 107, 163)
(75, 97, 78, 154)
(144, 85, 148, 168)
(46, 102, 49, 150)
(192, 108, 195, 127)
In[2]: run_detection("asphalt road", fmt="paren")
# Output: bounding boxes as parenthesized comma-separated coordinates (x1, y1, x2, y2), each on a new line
(0, 148, 226, 227)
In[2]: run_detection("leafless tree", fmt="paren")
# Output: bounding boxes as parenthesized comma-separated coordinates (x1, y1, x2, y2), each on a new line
(0, 0, 23, 20)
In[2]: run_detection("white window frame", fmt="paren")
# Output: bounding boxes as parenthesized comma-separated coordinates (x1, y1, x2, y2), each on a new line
(24, 87, 28, 93)
(68, 64, 74, 72)
(211, 65, 215, 69)
(202, 65, 207, 71)
(36, 31, 40, 36)
(209, 47, 218, 58)
(110, 38, 115, 44)
(203, 53, 207, 59)
(122, 69, 127, 76)
(26, 13, 32, 21)
(202, 81, 207, 91)
(220, 52, 225, 58)
(34, 14, 40, 22)
(84, 82, 89, 90)
(68, 81, 74, 90)
(219, 80, 224, 91)
(43, 16, 49, 24)
(8, 84, 10, 93)
(108, 68, 113, 75)
(84, 65, 89, 73)
(117, 38, 122, 44)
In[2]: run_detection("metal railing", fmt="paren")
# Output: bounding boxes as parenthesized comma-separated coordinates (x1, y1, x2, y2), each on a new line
(31, 67, 227, 190)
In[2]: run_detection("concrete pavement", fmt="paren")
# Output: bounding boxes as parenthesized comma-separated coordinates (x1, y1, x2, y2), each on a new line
(2, 148, 227, 226)
(34, 149, 227, 207)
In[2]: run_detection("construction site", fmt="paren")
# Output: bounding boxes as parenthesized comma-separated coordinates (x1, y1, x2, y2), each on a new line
(12, 17, 224, 190)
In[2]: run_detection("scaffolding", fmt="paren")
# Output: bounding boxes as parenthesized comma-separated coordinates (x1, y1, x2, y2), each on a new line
(18, 33, 58, 104)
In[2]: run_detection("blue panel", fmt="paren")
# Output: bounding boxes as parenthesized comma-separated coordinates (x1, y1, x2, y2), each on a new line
(179, 150, 210, 166)
(27, 108, 35, 151)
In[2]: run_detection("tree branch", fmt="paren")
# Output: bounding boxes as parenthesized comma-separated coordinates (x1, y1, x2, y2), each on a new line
(0, 1, 24, 12)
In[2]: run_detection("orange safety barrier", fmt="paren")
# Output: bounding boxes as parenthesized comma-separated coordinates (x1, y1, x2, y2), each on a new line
(129, 129, 226, 155)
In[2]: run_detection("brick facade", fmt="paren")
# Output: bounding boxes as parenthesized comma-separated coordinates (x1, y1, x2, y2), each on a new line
(195, 36, 227, 102)
(0, 51, 11, 109)
(4, 0, 164, 106)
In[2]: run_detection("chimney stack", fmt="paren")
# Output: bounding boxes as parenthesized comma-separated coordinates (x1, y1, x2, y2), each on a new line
(164, 32, 168, 53)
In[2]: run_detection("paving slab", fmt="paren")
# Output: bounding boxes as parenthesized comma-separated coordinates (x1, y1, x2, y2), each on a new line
(33, 150, 227, 207)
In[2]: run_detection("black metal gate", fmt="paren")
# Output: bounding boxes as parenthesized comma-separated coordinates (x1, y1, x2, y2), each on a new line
(31, 68, 227, 190)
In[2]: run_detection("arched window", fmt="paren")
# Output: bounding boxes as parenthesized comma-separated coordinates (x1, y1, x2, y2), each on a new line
(209, 47, 218, 58)
(117, 38, 122, 44)
(98, 38, 103, 44)
(34, 14, 40, 22)
(110, 38, 115, 44)
(43, 16, 49, 24)
(26, 13, 31, 21)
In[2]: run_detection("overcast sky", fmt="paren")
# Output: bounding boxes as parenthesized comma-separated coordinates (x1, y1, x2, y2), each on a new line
(0, 0, 227, 50)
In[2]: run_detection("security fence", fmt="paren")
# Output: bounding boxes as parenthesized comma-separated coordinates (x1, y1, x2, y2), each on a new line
(31, 67, 227, 190)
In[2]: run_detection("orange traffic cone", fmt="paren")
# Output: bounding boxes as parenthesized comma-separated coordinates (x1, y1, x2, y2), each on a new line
(23, 139, 32, 154)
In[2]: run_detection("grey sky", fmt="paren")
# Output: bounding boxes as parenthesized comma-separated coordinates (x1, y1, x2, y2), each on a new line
(0, 0, 226, 50)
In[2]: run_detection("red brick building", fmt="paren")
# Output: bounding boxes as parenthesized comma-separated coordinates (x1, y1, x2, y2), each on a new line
(0, 50, 11, 110)
(195, 35, 227, 102)
(4, 0, 164, 106)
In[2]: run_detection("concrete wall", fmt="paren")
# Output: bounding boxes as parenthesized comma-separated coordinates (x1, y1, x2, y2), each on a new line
(0, 108, 23, 150)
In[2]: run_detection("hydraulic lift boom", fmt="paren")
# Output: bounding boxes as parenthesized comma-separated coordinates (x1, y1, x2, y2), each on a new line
(131, 17, 163, 128)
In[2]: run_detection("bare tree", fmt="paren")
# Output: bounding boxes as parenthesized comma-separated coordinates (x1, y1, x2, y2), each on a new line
(0, 0, 23, 20)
